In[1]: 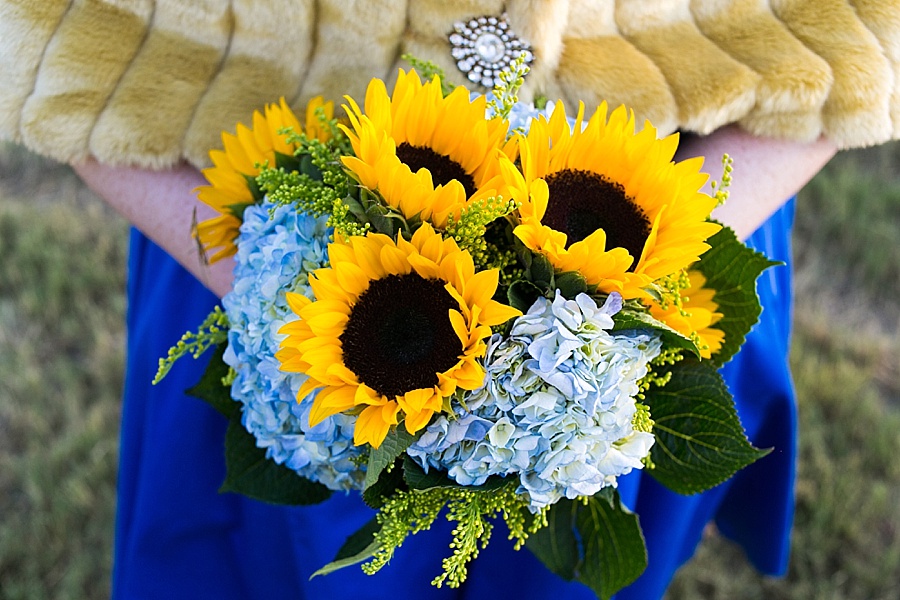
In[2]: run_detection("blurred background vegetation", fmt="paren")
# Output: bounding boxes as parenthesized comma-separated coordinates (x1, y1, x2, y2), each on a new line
(0, 142, 898, 599)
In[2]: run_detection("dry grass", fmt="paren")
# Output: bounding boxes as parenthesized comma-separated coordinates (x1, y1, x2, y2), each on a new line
(0, 146, 126, 600)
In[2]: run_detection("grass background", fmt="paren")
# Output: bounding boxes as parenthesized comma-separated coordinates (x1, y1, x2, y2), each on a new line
(0, 142, 898, 599)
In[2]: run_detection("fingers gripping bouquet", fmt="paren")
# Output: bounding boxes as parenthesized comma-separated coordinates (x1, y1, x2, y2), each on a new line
(157, 61, 775, 599)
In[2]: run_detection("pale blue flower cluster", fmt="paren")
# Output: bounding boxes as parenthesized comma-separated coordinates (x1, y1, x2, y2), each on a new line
(222, 201, 364, 491)
(408, 292, 661, 509)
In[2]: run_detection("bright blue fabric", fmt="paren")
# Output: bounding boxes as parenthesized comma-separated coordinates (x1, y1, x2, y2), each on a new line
(113, 199, 796, 599)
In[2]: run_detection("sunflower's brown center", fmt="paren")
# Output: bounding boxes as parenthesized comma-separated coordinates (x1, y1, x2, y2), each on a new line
(543, 168, 651, 267)
(396, 142, 477, 198)
(340, 273, 462, 398)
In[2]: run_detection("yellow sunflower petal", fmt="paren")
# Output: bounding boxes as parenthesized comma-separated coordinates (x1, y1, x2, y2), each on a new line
(403, 405, 437, 435)
(285, 292, 313, 314)
(355, 383, 383, 406)
(453, 357, 486, 391)
(354, 403, 400, 448)
(311, 386, 358, 423)
(333, 262, 371, 298)
(398, 388, 436, 414)
(380, 244, 413, 276)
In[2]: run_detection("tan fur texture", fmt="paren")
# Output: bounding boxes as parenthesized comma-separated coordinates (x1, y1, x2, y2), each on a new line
(772, 0, 893, 147)
(557, 37, 679, 134)
(505, 0, 571, 102)
(19, 0, 154, 163)
(91, 0, 232, 168)
(558, 0, 679, 133)
(0, 0, 70, 144)
(4, 0, 900, 168)
(299, 0, 407, 110)
(615, 0, 760, 134)
(183, 0, 317, 167)
(691, 0, 832, 142)
(850, 0, 900, 138)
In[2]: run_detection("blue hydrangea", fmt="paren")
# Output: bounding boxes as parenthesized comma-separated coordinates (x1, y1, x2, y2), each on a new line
(222, 201, 365, 491)
(408, 292, 661, 509)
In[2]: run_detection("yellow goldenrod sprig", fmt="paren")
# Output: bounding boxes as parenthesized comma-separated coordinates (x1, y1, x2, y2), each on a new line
(329, 198, 371, 240)
(487, 52, 531, 122)
(709, 153, 733, 207)
(435, 485, 545, 588)
(153, 306, 229, 384)
(635, 348, 684, 400)
(363, 484, 546, 589)
(445, 195, 519, 269)
(632, 402, 654, 435)
(652, 270, 691, 312)
(436, 490, 494, 588)
(256, 165, 337, 217)
(361, 488, 445, 576)
(222, 367, 237, 387)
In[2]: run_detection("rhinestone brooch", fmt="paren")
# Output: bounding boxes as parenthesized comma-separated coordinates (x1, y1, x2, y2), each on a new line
(448, 14, 534, 88)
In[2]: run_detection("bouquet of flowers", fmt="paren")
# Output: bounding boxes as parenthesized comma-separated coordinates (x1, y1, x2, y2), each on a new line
(156, 60, 774, 600)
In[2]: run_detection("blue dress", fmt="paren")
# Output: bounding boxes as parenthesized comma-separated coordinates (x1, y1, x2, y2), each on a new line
(113, 200, 796, 599)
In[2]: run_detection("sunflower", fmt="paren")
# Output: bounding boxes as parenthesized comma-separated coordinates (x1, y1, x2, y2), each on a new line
(647, 271, 724, 359)
(276, 223, 521, 448)
(195, 97, 334, 262)
(503, 102, 721, 299)
(339, 69, 515, 228)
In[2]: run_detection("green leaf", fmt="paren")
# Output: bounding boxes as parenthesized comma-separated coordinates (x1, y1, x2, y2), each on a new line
(225, 201, 253, 221)
(342, 195, 370, 224)
(362, 459, 404, 509)
(508, 279, 543, 312)
(364, 427, 416, 490)
(242, 174, 264, 203)
(531, 254, 553, 287)
(529, 254, 555, 286)
(524, 499, 579, 579)
(274, 150, 301, 173)
(185, 343, 239, 419)
(220, 416, 332, 505)
(526, 493, 647, 600)
(694, 225, 779, 368)
(298, 153, 322, 180)
(554, 271, 588, 298)
(402, 456, 509, 492)
(363, 202, 408, 238)
(646, 360, 771, 495)
(612, 309, 701, 358)
(575, 494, 648, 600)
(311, 516, 382, 579)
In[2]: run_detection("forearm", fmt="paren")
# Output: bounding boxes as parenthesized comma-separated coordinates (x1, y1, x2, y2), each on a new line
(675, 125, 837, 240)
(72, 159, 235, 298)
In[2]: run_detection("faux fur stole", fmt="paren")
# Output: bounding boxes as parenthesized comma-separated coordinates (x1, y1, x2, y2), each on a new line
(1, 0, 898, 168)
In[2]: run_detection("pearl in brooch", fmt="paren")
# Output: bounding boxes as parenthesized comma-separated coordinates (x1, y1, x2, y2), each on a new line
(449, 14, 533, 88)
